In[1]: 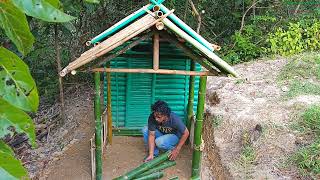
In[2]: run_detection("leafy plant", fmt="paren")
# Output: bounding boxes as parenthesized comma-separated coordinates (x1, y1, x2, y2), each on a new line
(0, 0, 97, 178)
(267, 20, 320, 56)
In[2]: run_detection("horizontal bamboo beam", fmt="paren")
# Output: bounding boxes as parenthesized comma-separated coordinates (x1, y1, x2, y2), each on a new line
(91, 68, 213, 76)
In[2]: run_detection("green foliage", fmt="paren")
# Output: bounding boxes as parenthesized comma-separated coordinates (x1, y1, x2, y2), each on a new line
(0, 47, 39, 112)
(12, 0, 76, 22)
(267, 20, 320, 56)
(0, 141, 14, 155)
(85, 0, 99, 3)
(301, 105, 320, 136)
(223, 15, 277, 63)
(0, 0, 35, 56)
(0, 151, 29, 180)
(292, 140, 320, 178)
(0, 99, 36, 148)
(0, 0, 77, 178)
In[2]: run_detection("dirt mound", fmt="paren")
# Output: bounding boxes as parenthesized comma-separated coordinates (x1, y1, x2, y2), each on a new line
(204, 58, 320, 179)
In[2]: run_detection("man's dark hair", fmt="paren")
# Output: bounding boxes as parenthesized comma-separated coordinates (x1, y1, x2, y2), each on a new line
(151, 100, 171, 117)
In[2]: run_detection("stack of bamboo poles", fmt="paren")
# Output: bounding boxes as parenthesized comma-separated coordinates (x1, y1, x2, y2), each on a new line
(113, 151, 177, 180)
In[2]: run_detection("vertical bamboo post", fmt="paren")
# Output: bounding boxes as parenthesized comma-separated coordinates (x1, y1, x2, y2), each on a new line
(153, 33, 160, 70)
(94, 72, 102, 180)
(186, 61, 196, 132)
(106, 62, 113, 144)
(191, 75, 207, 177)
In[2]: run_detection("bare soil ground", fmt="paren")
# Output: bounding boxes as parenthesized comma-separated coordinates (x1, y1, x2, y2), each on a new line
(204, 58, 320, 179)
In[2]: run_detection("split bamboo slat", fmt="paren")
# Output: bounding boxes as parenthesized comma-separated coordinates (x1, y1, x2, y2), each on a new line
(60, 10, 174, 77)
(90, 136, 96, 180)
(153, 33, 160, 70)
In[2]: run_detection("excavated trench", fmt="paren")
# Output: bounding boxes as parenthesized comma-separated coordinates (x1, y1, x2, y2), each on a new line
(201, 112, 232, 180)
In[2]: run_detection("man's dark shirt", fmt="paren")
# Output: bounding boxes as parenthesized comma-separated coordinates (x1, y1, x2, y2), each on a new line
(148, 112, 186, 138)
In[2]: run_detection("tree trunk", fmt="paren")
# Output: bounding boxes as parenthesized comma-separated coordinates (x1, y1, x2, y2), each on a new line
(54, 24, 66, 124)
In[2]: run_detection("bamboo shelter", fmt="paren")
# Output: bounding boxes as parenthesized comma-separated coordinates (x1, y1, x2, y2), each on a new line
(60, 1, 238, 179)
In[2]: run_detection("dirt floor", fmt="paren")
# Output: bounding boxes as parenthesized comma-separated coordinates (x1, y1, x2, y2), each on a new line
(23, 85, 194, 180)
(104, 136, 192, 179)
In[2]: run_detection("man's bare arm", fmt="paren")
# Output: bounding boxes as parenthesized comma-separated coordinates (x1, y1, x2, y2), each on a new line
(148, 131, 156, 156)
(170, 128, 189, 160)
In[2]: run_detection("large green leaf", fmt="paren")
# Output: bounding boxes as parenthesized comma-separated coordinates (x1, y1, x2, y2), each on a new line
(0, 151, 29, 180)
(85, 0, 100, 3)
(11, 0, 76, 22)
(0, 0, 35, 56)
(0, 98, 36, 147)
(0, 47, 39, 112)
(0, 141, 14, 156)
(46, 0, 61, 8)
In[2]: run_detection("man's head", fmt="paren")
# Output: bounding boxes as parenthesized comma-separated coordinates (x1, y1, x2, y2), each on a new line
(151, 100, 171, 123)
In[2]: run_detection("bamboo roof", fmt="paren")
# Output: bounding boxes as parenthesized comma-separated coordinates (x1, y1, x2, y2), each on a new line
(60, 2, 238, 77)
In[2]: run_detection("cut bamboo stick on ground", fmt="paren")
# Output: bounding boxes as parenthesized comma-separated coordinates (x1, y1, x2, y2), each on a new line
(134, 172, 164, 180)
(113, 151, 171, 180)
(60, 10, 174, 77)
(135, 161, 176, 178)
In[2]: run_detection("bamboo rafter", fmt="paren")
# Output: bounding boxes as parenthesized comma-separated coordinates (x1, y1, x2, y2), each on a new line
(60, 9, 174, 77)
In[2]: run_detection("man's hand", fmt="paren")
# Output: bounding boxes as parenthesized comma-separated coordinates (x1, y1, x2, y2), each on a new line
(144, 154, 154, 162)
(169, 147, 181, 161)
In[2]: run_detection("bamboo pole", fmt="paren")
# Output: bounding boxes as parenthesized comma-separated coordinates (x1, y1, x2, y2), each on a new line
(134, 172, 164, 180)
(106, 63, 113, 144)
(191, 76, 207, 177)
(136, 161, 176, 177)
(160, 32, 220, 75)
(91, 33, 152, 70)
(153, 33, 160, 70)
(92, 68, 212, 76)
(89, 4, 154, 44)
(159, 5, 214, 51)
(60, 10, 174, 77)
(186, 61, 195, 132)
(94, 72, 102, 180)
(114, 151, 171, 180)
(161, 18, 239, 77)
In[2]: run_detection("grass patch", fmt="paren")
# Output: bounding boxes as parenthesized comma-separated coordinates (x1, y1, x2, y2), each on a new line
(301, 105, 320, 135)
(278, 52, 320, 82)
(212, 115, 223, 128)
(239, 145, 257, 165)
(291, 140, 320, 179)
(290, 105, 320, 178)
(286, 80, 320, 98)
